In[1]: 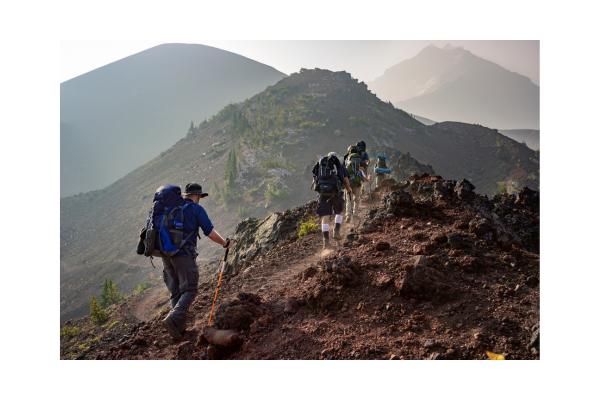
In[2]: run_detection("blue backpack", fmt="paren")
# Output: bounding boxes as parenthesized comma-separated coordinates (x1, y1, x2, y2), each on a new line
(142, 185, 197, 261)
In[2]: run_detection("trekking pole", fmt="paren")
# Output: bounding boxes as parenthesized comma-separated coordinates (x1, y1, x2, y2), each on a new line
(208, 241, 233, 326)
(369, 165, 372, 209)
(350, 192, 356, 231)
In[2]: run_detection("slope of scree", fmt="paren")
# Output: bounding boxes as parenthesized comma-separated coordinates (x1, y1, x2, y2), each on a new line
(61, 174, 539, 360)
(61, 67, 540, 322)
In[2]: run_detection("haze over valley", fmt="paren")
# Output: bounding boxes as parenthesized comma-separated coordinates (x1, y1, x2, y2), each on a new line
(60, 43, 286, 197)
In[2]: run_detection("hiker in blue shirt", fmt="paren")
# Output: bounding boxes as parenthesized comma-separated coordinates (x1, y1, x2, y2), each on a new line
(160, 182, 233, 340)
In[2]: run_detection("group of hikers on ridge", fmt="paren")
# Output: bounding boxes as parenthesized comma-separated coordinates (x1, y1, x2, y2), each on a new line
(137, 140, 388, 340)
(311, 140, 374, 250)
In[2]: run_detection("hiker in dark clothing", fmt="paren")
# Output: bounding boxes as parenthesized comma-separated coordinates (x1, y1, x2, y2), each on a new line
(159, 182, 233, 340)
(355, 141, 371, 195)
(312, 152, 352, 250)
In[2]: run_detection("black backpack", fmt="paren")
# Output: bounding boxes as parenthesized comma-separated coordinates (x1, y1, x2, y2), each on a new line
(313, 156, 341, 196)
(356, 141, 368, 168)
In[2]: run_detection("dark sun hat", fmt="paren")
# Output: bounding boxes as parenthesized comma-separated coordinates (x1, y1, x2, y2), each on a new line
(183, 182, 209, 197)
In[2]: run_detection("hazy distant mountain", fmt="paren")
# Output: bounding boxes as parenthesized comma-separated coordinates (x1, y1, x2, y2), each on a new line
(499, 129, 540, 151)
(60, 43, 286, 197)
(368, 44, 539, 130)
(413, 114, 437, 125)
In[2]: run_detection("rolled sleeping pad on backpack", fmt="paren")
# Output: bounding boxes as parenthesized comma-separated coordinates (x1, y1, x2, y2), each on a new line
(376, 155, 387, 159)
(374, 167, 391, 174)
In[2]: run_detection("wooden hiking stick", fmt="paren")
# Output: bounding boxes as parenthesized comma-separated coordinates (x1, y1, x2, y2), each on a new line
(208, 244, 231, 326)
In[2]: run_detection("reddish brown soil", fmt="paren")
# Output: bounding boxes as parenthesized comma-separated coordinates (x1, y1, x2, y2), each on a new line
(61, 176, 539, 360)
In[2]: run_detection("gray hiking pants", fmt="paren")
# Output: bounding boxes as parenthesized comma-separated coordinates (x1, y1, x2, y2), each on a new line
(162, 254, 199, 326)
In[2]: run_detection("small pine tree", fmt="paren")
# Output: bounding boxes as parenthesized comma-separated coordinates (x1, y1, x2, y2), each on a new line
(100, 277, 124, 308)
(224, 149, 237, 190)
(232, 150, 238, 181)
(90, 296, 108, 324)
(211, 181, 221, 200)
(100, 277, 110, 308)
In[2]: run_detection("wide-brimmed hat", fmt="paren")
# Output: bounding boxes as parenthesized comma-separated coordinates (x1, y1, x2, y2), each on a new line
(183, 182, 209, 197)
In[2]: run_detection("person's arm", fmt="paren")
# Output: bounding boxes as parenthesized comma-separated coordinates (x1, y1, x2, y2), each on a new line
(359, 169, 372, 182)
(208, 229, 233, 249)
(195, 205, 233, 249)
(343, 177, 351, 193)
(339, 163, 352, 193)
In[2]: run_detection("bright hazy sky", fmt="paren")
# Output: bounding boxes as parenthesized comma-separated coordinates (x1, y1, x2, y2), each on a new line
(61, 40, 540, 86)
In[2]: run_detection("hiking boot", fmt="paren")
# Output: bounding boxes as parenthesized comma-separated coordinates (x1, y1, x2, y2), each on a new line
(333, 223, 342, 241)
(177, 315, 187, 335)
(323, 238, 333, 250)
(162, 316, 182, 340)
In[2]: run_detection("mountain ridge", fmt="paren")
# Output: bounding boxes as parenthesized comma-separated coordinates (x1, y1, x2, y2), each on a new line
(367, 44, 539, 130)
(60, 67, 540, 323)
(60, 43, 287, 197)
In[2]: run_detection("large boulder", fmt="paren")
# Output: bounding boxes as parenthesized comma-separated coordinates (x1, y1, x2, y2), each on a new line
(455, 179, 476, 198)
(227, 201, 318, 272)
(468, 218, 495, 241)
(211, 299, 264, 331)
(381, 190, 414, 217)
(395, 264, 450, 300)
(516, 187, 540, 214)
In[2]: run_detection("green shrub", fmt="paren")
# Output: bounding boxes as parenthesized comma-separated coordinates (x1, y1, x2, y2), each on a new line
(237, 205, 249, 218)
(296, 93, 315, 103)
(358, 118, 371, 127)
(213, 146, 226, 157)
(211, 181, 221, 200)
(264, 185, 289, 201)
(217, 187, 242, 204)
(267, 96, 280, 106)
(300, 121, 318, 128)
(90, 297, 108, 324)
(262, 156, 295, 171)
(298, 217, 319, 238)
(215, 103, 236, 122)
(134, 280, 152, 294)
(245, 188, 259, 197)
(60, 325, 80, 338)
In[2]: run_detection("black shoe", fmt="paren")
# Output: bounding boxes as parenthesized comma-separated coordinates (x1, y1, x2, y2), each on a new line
(177, 315, 187, 335)
(162, 316, 182, 340)
(333, 224, 342, 241)
(323, 238, 333, 250)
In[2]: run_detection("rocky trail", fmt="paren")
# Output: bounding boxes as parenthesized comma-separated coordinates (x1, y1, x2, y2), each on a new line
(60, 174, 540, 360)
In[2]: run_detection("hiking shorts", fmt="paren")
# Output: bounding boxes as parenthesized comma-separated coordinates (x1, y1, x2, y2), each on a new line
(316, 193, 345, 216)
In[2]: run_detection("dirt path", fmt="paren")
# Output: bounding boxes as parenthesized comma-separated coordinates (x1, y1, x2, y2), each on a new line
(228, 205, 369, 298)
(120, 283, 170, 323)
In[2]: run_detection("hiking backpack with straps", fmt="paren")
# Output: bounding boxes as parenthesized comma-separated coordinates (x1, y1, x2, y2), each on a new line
(137, 185, 198, 263)
(313, 156, 341, 196)
(346, 152, 363, 188)
(355, 141, 369, 169)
